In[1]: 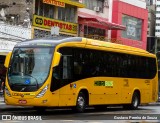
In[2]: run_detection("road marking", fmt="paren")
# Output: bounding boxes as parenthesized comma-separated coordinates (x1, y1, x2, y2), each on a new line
(61, 120, 74, 122)
(61, 120, 104, 123)
(60, 120, 104, 123)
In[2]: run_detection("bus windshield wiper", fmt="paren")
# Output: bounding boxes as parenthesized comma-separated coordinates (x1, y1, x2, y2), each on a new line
(10, 83, 26, 86)
(15, 72, 39, 89)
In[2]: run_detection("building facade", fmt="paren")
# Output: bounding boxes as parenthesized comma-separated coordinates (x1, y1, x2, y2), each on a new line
(32, 0, 84, 38)
(156, 0, 160, 37)
(112, 0, 148, 50)
(0, 0, 32, 26)
(0, 0, 149, 49)
(146, 0, 156, 5)
(0, 0, 32, 80)
(0, 0, 32, 53)
(78, 0, 125, 42)
(0, 0, 85, 38)
(146, 4, 156, 54)
(155, 0, 160, 60)
(147, 5, 156, 37)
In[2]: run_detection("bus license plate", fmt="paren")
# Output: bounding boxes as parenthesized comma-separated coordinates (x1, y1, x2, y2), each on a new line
(19, 100, 27, 104)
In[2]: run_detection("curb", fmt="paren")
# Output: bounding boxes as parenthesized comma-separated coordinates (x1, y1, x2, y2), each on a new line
(148, 102, 160, 106)
(0, 99, 4, 102)
(141, 102, 160, 106)
(0, 96, 4, 102)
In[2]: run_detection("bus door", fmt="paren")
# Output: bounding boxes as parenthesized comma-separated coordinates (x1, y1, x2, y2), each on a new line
(57, 47, 75, 106)
(50, 48, 73, 106)
(50, 62, 60, 106)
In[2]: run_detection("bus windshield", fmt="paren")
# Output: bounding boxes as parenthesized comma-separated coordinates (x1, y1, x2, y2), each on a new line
(8, 47, 54, 91)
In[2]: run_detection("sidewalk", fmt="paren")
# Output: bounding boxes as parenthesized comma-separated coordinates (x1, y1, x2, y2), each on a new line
(148, 102, 160, 106)
(0, 95, 4, 103)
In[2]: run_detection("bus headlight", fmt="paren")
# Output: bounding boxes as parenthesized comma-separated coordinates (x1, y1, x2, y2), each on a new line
(36, 85, 48, 98)
(5, 86, 11, 97)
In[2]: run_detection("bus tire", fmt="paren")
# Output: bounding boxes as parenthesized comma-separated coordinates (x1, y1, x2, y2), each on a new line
(73, 92, 86, 113)
(130, 92, 140, 109)
(124, 92, 140, 110)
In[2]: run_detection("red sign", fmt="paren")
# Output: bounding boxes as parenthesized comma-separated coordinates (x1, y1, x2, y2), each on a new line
(43, 0, 65, 7)
(19, 100, 27, 104)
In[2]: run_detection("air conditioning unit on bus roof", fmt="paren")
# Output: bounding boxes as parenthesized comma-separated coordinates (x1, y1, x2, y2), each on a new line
(94, 6, 101, 12)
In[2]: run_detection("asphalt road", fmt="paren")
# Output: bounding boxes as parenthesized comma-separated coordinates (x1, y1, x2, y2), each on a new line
(0, 96, 160, 122)
(0, 104, 160, 122)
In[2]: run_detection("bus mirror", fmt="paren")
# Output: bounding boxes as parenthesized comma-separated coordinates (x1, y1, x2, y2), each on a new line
(4, 52, 12, 68)
(53, 52, 61, 67)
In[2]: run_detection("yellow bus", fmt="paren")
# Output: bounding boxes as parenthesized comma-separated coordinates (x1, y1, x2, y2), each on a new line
(4, 37, 158, 112)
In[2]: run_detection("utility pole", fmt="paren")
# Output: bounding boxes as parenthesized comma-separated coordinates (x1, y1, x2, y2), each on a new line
(155, 36, 157, 54)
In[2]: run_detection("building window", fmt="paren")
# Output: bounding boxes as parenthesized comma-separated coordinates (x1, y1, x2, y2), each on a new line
(156, 23, 160, 26)
(122, 14, 142, 41)
(83, 0, 104, 13)
(83, 26, 105, 41)
(156, 17, 160, 20)
(58, 5, 76, 23)
(156, 30, 160, 32)
(35, 0, 55, 18)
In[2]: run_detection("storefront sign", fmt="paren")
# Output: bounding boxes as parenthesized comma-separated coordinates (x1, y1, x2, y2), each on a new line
(33, 15, 78, 34)
(43, 0, 65, 7)
(84, 34, 105, 41)
(83, 26, 105, 41)
(108, 38, 122, 44)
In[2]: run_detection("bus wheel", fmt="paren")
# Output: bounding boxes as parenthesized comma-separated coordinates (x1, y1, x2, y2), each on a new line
(73, 92, 86, 113)
(130, 92, 140, 109)
(124, 92, 139, 110)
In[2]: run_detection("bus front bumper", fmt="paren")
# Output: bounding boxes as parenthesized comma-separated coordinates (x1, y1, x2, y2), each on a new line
(4, 96, 51, 107)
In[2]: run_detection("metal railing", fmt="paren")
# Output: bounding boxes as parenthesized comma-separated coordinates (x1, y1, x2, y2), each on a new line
(0, 22, 31, 41)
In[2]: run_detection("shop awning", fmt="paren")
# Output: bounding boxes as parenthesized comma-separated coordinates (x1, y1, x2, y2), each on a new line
(78, 15, 126, 30)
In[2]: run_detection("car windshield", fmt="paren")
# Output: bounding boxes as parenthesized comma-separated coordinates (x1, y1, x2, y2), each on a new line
(8, 47, 54, 89)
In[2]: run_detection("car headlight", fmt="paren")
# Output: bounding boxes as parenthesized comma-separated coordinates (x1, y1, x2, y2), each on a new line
(5, 86, 11, 97)
(36, 85, 48, 98)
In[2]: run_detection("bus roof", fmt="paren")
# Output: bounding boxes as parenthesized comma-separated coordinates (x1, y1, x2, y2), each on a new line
(85, 38, 152, 56)
(15, 36, 82, 47)
(15, 36, 154, 57)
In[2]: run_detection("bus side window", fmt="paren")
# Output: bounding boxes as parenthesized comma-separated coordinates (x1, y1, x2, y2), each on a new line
(50, 48, 74, 91)
(50, 63, 61, 92)
(62, 55, 73, 79)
